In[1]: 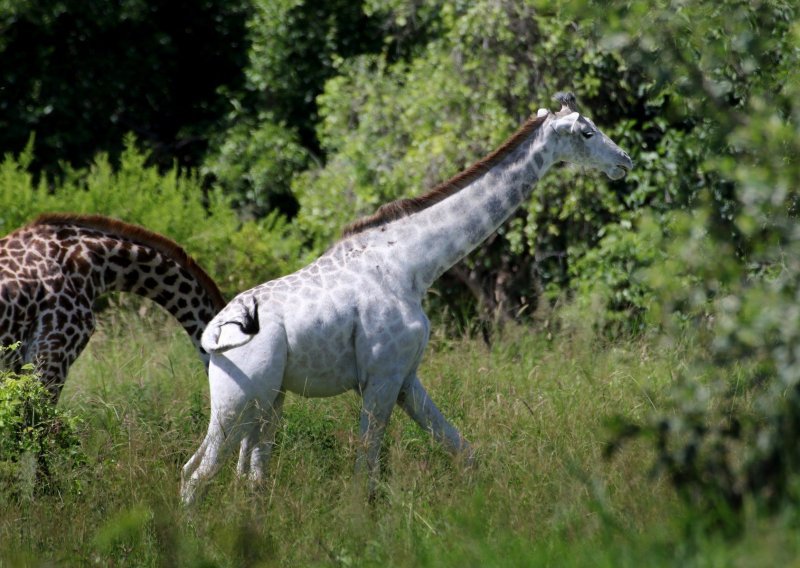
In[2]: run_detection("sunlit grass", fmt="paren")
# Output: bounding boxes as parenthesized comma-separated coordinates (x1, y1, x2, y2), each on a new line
(2, 308, 788, 566)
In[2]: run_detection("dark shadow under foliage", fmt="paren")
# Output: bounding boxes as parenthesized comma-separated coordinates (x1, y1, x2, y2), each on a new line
(0, 0, 250, 175)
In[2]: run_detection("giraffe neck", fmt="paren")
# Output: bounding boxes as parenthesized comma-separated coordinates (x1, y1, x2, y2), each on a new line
(378, 120, 557, 292)
(40, 219, 224, 363)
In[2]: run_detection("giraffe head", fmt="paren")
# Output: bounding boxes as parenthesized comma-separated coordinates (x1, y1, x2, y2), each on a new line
(537, 92, 633, 180)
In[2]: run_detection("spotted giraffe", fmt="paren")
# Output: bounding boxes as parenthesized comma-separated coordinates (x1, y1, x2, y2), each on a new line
(180, 92, 633, 504)
(0, 213, 226, 401)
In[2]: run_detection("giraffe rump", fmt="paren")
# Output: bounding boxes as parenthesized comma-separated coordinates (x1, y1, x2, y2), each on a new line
(340, 114, 548, 238)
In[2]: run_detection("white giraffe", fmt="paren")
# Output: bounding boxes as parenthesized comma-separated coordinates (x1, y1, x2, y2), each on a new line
(181, 92, 633, 504)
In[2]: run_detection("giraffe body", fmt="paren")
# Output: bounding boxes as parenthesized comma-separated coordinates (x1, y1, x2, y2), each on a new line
(0, 214, 226, 401)
(181, 93, 633, 504)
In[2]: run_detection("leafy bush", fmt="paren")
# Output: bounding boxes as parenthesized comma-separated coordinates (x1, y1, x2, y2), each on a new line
(203, 118, 309, 219)
(217, 210, 311, 293)
(204, 0, 386, 218)
(567, 214, 668, 335)
(0, 136, 307, 297)
(0, 135, 233, 241)
(0, 344, 84, 497)
(0, 370, 82, 462)
(598, 0, 800, 531)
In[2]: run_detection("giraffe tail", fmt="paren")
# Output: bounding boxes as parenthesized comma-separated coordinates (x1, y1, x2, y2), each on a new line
(201, 297, 260, 353)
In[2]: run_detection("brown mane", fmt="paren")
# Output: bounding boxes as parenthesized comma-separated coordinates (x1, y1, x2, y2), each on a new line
(341, 113, 548, 238)
(30, 213, 227, 311)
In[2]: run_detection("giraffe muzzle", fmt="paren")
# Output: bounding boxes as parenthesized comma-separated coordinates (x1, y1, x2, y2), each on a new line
(607, 151, 633, 180)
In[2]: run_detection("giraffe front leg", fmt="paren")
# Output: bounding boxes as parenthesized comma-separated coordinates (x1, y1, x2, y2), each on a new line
(25, 316, 94, 403)
(356, 378, 403, 498)
(398, 374, 476, 467)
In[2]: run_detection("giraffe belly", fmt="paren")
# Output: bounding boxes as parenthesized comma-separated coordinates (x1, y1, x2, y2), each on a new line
(280, 308, 359, 398)
(282, 342, 358, 397)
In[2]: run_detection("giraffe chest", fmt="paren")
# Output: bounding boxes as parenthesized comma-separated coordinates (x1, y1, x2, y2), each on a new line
(0, 276, 95, 382)
(1, 269, 92, 331)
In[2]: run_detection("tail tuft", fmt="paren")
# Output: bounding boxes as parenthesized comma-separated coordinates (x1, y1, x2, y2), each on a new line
(201, 297, 260, 353)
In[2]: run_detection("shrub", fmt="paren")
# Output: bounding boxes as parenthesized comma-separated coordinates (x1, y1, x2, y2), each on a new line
(0, 344, 84, 498)
(0, 136, 308, 298)
(567, 214, 668, 335)
(0, 0, 250, 176)
(600, 0, 800, 533)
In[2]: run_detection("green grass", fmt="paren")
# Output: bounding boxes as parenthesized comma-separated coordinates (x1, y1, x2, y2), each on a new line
(1, 309, 797, 566)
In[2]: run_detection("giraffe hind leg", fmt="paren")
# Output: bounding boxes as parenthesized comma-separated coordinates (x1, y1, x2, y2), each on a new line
(181, 406, 251, 506)
(235, 390, 285, 485)
(182, 323, 287, 505)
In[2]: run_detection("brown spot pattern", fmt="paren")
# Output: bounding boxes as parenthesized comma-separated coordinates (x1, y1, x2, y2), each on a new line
(0, 214, 226, 400)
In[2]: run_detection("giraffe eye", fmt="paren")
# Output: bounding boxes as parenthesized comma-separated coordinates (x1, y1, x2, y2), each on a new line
(581, 131, 595, 139)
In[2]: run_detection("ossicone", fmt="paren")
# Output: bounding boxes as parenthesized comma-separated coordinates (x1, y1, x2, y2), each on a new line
(553, 91, 579, 114)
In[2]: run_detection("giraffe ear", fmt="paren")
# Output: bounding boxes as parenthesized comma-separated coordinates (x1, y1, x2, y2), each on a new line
(549, 112, 580, 135)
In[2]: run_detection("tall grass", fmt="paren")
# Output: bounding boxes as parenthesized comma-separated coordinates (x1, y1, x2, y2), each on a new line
(1, 308, 794, 566)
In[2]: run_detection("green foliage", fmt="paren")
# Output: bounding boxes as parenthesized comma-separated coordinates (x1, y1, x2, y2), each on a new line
(244, 0, 383, 148)
(1, 135, 230, 238)
(0, 136, 307, 297)
(568, 216, 661, 333)
(203, 119, 309, 218)
(217, 210, 311, 293)
(593, 0, 800, 530)
(0, 344, 84, 496)
(204, 0, 386, 218)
